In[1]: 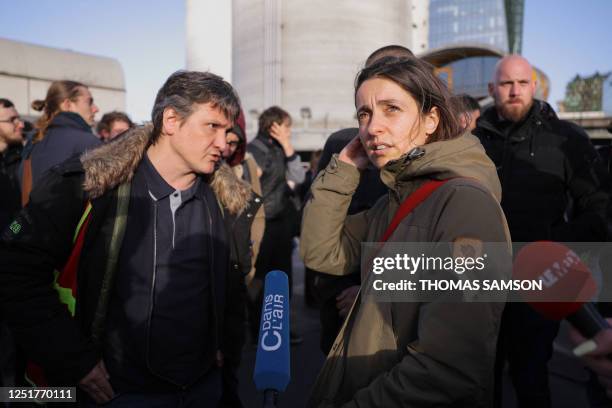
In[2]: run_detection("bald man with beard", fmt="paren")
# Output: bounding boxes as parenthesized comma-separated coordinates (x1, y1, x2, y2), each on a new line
(473, 55, 609, 407)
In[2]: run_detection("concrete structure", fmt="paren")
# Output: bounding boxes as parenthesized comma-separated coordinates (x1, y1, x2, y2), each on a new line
(558, 111, 612, 142)
(0, 37, 125, 121)
(185, 0, 232, 81)
(186, 1, 431, 152)
(225, 0, 428, 151)
(409, 0, 430, 54)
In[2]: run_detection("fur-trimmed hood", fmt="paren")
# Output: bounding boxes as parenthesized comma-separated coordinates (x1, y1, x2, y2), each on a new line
(80, 124, 252, 215)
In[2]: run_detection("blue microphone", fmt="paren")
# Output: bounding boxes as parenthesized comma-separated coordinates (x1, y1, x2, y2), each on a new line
(253, 270, 291, 407)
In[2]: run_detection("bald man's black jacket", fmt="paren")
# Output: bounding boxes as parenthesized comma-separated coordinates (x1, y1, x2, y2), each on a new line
(473, 100, 609, 242)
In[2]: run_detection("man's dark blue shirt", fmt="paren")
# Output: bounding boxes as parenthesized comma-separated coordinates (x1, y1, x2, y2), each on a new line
(105, 154, 227, 391)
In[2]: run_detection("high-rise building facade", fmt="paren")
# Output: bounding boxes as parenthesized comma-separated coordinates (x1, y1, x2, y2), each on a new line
(428, 0, 523, 54)
(424, 0, 531, 99)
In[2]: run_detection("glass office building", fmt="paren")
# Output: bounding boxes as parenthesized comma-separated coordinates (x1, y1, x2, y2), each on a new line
(426, 0, 527, 98)
(429, 0, 523, 54)
(434, 56, 499, 97)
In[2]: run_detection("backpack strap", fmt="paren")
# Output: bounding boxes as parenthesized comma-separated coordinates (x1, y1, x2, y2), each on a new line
(21, 157, 33, 207)
(380, 179, 451, 242)
(19, 138, 37, 207)
(91, 181, 131, 345)
(314, 178, 456, 403)
(244, 155, 263, 197)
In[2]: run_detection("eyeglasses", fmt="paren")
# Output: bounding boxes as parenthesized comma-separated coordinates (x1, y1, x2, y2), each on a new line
(226, 141, 240, 147)
(0, 116, 23, 125)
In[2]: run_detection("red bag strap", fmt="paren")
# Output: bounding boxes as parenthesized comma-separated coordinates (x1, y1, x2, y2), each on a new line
(380, 179, 451, 242)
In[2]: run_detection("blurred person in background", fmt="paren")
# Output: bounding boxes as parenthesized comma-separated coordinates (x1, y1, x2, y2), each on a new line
(247, 106, 305, 344)
(453, 93, 481, 131)
(96, 111, 134, 141)
(301, 55, 510, 407)
(21, 80, 101, 202)
(0, 98, 24, 229)
(297, 149, 322, 204)
(0, 98, 24, 393)
(473, 55, 609, 408)
(219, 109, 265, 408)
(296, 149, 322, 308)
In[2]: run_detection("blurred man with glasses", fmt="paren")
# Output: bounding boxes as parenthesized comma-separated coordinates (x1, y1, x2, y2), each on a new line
(0, 98, 24, 398)
(0, 98, 24, 229)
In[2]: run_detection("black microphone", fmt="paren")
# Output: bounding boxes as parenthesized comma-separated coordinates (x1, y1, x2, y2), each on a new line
(566, 303, 610, 339)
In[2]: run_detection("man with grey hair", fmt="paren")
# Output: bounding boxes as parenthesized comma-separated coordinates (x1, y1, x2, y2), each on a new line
(474, 55, 608, 407)
(0, 71, 260, 406)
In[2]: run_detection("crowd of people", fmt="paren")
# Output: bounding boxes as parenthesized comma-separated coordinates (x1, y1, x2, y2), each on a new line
(0, 44, 611, 408)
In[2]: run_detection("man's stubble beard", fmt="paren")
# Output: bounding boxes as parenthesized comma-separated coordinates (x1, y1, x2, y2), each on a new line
(0, 131, 21, 148)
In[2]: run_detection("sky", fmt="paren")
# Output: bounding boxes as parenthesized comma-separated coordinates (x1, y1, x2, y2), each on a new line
(522, 0, 612, 107)
(0, 0, 186, 122)
(0, 0, 610, 122)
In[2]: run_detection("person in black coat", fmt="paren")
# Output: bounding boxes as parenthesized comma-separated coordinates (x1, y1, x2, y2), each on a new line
(0, 98, 24, 229)
(21, 80, 101, 194)
(473, 55, 609, 408)
(247, 106, 305, 344)
(0, 98, 25, 392)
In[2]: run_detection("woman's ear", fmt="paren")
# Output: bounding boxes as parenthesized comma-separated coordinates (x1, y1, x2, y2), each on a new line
(424, 107, 440, 136)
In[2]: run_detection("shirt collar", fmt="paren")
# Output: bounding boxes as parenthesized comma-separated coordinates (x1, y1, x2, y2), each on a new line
(142, 154, 175, 200)
(182, 177, 205, 202)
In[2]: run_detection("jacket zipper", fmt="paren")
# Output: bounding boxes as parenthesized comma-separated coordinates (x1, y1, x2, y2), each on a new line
(529, 120, 541, 157)
(202, 194, 218, 356)
(145, 199, 158, 373)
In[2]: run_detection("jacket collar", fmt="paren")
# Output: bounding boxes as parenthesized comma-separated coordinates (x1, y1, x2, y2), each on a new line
(379, 132, 502, 202)
(477, 99, 557, 140)
(80, 124, 252, 215)
(255, 131, 282, 149)
(48, 112, 92, 133)
(1, 144, 21, 165)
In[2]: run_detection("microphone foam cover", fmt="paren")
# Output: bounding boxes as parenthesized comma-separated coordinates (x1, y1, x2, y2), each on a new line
(253, 270, 291, 392)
